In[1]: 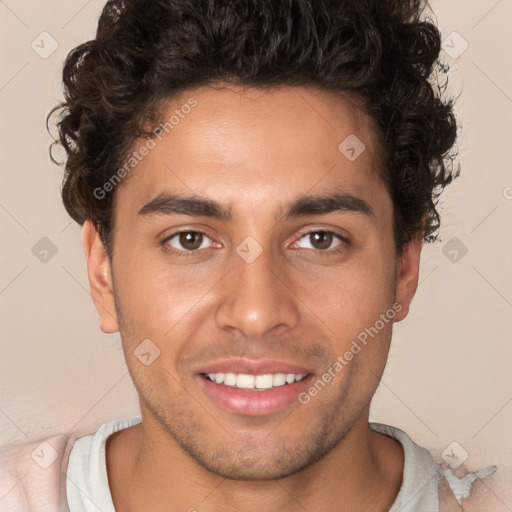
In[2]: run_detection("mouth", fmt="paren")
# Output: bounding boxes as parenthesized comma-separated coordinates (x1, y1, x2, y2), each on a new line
(195, 361, 314, 416)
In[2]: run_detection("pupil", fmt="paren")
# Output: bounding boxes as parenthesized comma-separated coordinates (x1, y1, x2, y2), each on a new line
(311, 231, 331, 250)
(180, 232, 202, 250)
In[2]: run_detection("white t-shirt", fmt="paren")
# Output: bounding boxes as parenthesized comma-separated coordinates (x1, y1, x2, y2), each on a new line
(0, 417, 497, 511)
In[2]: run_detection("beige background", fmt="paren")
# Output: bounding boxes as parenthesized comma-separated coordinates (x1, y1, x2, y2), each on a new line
(0, 0, 511, 508)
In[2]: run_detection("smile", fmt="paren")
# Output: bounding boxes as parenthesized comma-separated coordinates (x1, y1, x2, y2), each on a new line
(198, 372, 313, 416)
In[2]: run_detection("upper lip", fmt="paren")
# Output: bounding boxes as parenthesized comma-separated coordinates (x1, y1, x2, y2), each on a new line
(194, 358, 313, 376)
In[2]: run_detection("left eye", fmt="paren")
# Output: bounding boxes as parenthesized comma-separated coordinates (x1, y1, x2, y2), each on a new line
(295, 231, 344, 251)
(165, 231, 213, 251)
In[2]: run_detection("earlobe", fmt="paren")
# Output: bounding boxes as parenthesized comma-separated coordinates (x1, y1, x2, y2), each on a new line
(82, 220, 119, 333)
(393, 232, 423, 322)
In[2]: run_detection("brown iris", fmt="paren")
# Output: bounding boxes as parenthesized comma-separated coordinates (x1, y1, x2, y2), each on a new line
(179, 232, 204, 250)
(308, 231, 334, 250)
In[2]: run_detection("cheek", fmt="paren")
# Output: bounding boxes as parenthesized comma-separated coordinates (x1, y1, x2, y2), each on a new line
(311, 249, 396, 332)
(112, 248, 219, 341)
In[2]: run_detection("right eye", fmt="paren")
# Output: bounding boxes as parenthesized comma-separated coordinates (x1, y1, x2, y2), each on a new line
(163, 231, 214, 253)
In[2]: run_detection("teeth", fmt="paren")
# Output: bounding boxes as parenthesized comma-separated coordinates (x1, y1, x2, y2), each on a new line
(236, 374, 255, 388)
(204, 372, 306, 389)
(272, 373, 287, 387)
(224, 373, 236, 386)
(255, 374, 273, 389)
(285, 373, 296, 384)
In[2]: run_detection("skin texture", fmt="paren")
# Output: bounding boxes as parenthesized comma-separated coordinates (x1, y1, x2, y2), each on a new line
(83, 84, 423, 511)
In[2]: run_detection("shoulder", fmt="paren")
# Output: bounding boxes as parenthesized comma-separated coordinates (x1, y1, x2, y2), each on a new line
(0, 432, 78, 512)
(438, 462, 511, 512)
(370, 422, 505, 512)
(0, 416, 143, 512)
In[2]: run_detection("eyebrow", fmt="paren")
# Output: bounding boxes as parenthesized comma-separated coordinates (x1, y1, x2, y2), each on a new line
(138, 190, 373, 221)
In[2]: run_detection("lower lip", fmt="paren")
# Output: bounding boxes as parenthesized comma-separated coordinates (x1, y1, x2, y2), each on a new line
(197, 374, 313, 416)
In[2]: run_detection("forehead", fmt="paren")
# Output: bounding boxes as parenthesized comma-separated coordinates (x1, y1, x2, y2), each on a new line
(116, 84, 388, 219)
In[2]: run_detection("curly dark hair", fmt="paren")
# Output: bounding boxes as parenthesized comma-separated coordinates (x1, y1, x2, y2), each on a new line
(49, 0, 459, 256)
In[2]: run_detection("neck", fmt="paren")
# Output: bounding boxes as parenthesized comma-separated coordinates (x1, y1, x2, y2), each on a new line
(106, 409, 404, 512)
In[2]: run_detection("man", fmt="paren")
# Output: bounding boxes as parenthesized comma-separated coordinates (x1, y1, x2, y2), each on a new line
(0, 0, 498, 510)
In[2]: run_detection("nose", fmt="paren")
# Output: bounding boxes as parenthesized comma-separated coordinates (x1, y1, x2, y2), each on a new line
(215, 245, 300, 339)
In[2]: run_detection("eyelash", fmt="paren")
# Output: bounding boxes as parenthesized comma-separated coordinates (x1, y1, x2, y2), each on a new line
(161, 229, 350, 258)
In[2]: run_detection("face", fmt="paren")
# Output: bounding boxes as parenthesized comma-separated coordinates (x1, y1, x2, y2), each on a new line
(84, 84, 422, 480)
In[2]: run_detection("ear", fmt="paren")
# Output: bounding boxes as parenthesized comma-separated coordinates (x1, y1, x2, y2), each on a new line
(82, 220, 119, 333)
(393, 231, 423, 322)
